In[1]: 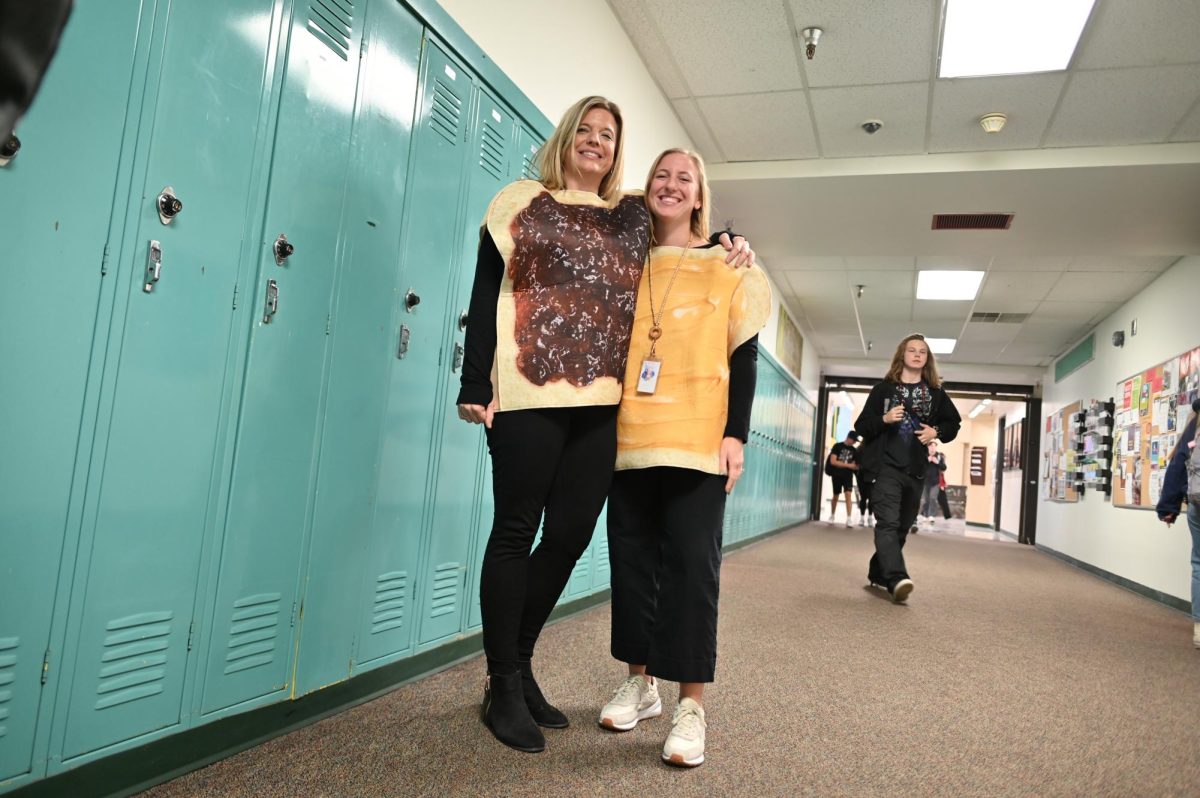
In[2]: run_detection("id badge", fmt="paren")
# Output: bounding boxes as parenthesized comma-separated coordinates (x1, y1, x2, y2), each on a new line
(636, 357, 662, 394)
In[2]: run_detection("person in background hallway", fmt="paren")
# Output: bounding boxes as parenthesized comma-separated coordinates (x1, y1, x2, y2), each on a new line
(1156, 398, 1200, 648)
(456, 96, 753, 753)
(919, 443, 947, 527)
(854, 334, 961, 603)
(598, 148, 770, 767)
(0, 0, 73, 139)
(825, 431, 861, 527)
(937, 467, 953, 520)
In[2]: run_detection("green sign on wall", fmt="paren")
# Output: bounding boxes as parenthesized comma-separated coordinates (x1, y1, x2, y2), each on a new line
(1055, 333, 1095, 383)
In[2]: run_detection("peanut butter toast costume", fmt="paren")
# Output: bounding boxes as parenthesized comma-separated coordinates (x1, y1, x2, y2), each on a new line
(615, 246, 772, 473)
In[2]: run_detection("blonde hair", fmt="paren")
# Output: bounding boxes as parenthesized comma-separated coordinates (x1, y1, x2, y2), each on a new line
(643, 148, 711, 243)
(536, 96, 625, 203)
(885, 334, 942, 387)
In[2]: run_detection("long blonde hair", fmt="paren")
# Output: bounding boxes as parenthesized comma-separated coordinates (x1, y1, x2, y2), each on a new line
(885, 333, 942, 387)
(643, 148, 711, 243)
(536, 96, 625, 203)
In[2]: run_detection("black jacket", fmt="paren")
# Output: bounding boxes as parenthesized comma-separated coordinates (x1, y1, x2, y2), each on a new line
(854, 380, 961, 481)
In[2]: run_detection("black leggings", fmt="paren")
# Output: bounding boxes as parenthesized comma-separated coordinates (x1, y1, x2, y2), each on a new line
(607, 467, 727, 684)
(480, 405, 617, 675)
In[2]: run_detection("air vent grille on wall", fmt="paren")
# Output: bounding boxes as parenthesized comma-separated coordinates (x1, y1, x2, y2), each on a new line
(931, 213, 1014, 230)
(308, 0, 353, 60)
(970, 312, 1029, 323)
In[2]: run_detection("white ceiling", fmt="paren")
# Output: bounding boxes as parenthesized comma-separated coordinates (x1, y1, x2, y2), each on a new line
(608, 0, 1200, 377)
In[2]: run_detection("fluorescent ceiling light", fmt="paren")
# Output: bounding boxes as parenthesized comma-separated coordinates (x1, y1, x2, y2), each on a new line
(939, 0, 1095, 78)
(925, 337, 957, 355)
(916, 270, 984, 301)
(837, 390, 854, 409)
(968, 398, 992, 419)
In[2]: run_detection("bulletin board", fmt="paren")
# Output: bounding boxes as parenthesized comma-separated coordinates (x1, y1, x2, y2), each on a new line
(1042, 401, 1081, 502)
(1112, 344, 1200, 509)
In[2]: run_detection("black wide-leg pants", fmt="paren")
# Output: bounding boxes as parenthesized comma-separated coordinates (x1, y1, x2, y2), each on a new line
(480, 405, 617, 675)
(867, 465, 923, 590)
(607, 467, 727, 684)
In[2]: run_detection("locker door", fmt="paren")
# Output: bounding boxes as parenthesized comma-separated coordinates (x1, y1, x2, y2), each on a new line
(199, 2, 363, 715)
(292, 0, 422, 696)
(51, 0, 279, 763)
(0, 1, 144, 781)
(355, 37, 472, 667)
(417, 87, 516, 648)
(466, 121, 542, 630)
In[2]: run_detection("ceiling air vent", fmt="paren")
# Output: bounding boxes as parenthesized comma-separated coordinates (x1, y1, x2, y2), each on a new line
(970, 312, 1029, 323)
(931, 213, 1014, 230)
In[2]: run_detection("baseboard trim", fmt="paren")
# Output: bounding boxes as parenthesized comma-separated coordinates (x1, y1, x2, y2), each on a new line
(10, 590, 612, 798)
(1035, 543, 1191, 615)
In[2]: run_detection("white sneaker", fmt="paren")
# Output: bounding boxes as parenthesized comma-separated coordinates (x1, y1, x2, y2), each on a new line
(844, 517, 853, 528)
(891, 578, 914, 604)
(661, 698, 706, 767)
(599, 675, 661, 731)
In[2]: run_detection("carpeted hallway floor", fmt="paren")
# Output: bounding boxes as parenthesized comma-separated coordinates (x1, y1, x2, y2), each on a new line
(141, 523, 1200, 797)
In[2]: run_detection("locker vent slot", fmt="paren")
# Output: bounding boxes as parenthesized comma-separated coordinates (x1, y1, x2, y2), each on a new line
(571, 548, 591, 582)
(95, 612, 173, 710)
(307, 0, 353, 61)
(371, 571, 408, 635)
(0, 637, 17, 737)
(428, 564, 461, 618)
(224, 593, 281, 675)
(429, 80, 464, 145)
(479, 121, 506, 180)
(521, 151, 539, 181)
(594, 539, 610, 583)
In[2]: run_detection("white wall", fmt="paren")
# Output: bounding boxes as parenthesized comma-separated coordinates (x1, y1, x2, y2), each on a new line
(999, 405, 1026, 535)
(436, 0, 692, 187)
(436, 0, 822, 396)
(1038, 256, 1199, 602)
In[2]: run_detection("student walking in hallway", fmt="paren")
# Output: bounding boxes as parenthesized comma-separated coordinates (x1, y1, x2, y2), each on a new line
(854, 334, 961, 602)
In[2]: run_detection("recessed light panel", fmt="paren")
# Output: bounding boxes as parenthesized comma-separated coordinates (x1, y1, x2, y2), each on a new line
(916, 270, 984, 300)
(939, 0, 1096, 78)
(925, 337, 957, 355)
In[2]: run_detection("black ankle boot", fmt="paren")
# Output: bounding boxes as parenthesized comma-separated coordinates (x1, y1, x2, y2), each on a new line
(519, 660, 569, 729)
(481, 672, 545, 752)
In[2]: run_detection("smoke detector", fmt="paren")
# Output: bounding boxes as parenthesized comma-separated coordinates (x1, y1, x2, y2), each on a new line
(979, 113, 1007, 134)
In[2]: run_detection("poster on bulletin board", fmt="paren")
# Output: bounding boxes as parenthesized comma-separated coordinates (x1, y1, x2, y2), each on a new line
(1112, 343, 1200, 509)
(1042, 401, 1081, 502)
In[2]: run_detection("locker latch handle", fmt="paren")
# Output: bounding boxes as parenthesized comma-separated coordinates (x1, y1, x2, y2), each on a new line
(143, 240, 162, 293)
(452, 342, 464, 372)
(397, 324, 410, 359)
(264, 279, 279, 324)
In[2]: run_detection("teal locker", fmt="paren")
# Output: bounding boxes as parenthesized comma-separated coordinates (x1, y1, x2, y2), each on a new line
(292, 0, 423, 696)
(590, 505, 612, 590)
(198, 1, 364, 716)
(0, 0, 145, 782)
(418, 85, 517, 647)
(355, 35, 473, 667)
(466, 436, 492, 631)
(46, 0, 280, 764)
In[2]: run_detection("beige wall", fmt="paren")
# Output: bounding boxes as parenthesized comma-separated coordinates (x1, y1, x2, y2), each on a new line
(942, 416, 998, 525)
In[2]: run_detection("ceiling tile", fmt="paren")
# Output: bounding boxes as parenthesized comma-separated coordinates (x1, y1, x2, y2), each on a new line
(648, 0, 802, 96)
(987, 256, 1073, 271)
(1075, 0, 1200, 70)
(977, 271, 1062, 303)
(770, 256, 844, 270)
(1067, 255, 1179, 272)
(846, 271, 915, 299)
(1170, 98, 1200, 142)
(788, 0, 935, 87)
(697, 92, 818, 160)
(1027, 300, 1117, 323)
(1045, 65, 1200, 147)
(1044, 270, 1156, 302)
(607, 0, 690, 99)
(929, 74, 1067, 152)
(670, 98, 724, 162)
(916, 255, 992, 271)
(964, 300, 1040, 315)
(843, 256, 916, 271)
(958, 322, 1022, 345)
(911, 298, 974, 323)
(810, 83, 929, 157)
(784, 269, 849, 299)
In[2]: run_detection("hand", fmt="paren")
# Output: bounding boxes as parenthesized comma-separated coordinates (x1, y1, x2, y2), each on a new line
(718, 232, 755, 268)
(720, 437, 745, 493)
(883, 405, 905, 425)
(917, 424, 938, 445)
(1160, 513, 1177, 526)
(457, 399, 498, 429)
(849, 463, 859, 471)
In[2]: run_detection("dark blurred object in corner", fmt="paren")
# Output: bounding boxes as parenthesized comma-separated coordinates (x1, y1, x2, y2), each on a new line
(1, 0, 74, 140)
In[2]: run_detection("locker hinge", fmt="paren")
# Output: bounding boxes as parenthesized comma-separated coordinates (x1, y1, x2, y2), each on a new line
(41, 648, 50, 684)
(291, 601, 299, 627)
(232, 282, 239, 310)
(186, 621, 195, 652)
(100, 244, 110, 277)
(437, 346, 443, 367)
(325, 313, 332, 335)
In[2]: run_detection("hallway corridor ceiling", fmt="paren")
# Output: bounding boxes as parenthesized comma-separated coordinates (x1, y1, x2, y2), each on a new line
(609, 0, 1200, 374)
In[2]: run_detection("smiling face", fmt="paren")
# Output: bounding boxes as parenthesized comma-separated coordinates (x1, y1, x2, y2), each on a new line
(646, 151, 702, 228)
(566, 107, 617, 188)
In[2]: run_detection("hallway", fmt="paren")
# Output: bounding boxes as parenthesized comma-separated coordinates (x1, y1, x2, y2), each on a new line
(142, 523, 1200, 797)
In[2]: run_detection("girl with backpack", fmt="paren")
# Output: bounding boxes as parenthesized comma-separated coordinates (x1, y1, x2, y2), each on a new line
(1156, 398, 1200, 648)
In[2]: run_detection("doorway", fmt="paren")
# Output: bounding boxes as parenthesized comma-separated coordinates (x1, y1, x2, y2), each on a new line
(814, 377, 1040, 544)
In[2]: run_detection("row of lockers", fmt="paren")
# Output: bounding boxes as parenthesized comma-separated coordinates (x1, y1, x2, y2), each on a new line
(0, 0, 815, 792)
